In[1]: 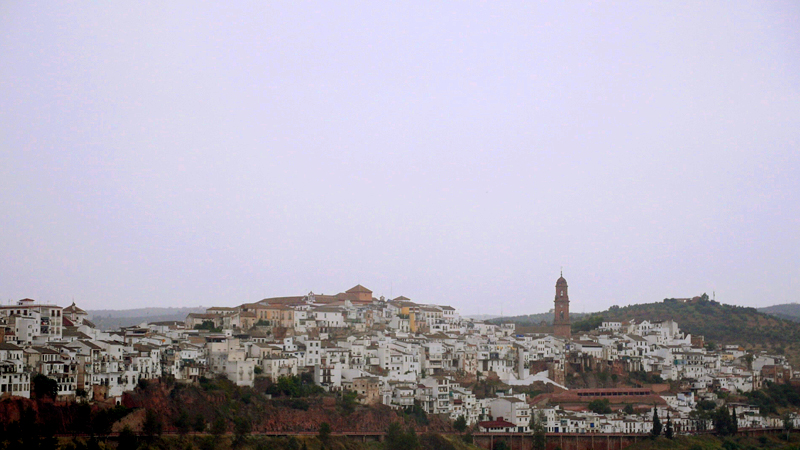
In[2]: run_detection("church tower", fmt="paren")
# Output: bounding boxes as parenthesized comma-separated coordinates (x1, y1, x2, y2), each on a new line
(553, 272, 571, 339)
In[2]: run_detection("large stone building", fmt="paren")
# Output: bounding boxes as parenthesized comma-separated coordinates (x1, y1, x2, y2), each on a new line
(553, 273, 571, 339)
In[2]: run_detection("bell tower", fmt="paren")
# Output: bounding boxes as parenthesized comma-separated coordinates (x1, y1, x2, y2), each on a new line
(553, 272, 571, 339)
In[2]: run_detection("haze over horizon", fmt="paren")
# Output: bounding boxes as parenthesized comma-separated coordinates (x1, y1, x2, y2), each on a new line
(1, 2, 799, 316)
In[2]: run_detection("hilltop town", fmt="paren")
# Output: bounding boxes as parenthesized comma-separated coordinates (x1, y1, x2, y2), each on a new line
(1, 275, 799, 438)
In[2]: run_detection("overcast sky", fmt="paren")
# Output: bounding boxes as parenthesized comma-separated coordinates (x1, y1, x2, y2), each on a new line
(1, 2, 799, 316)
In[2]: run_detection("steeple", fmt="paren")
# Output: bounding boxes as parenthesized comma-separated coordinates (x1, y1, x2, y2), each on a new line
(553, 272, 571, 339)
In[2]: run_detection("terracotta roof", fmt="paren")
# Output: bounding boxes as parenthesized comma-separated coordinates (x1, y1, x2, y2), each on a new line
(479, 419, 515, 428)
(346, 285, 372, 294)
(63, 302, 87, 314)
(258, 296, 305, 305)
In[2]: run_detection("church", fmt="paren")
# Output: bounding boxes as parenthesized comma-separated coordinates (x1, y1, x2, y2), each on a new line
(553, 273, 571, 339)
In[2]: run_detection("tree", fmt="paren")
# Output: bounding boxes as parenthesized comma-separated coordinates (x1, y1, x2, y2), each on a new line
(339, 390, 358, 414)
(193, 414, 207, 433)
(386, 422, 404, 449)
(32, 374, 58, 400)
(118, 425, 138, 450)
(194, 320, 221, 332)
(783, 412, 794, 441)
(696, 400, 717, 411)
(453, 415, 467, 433)
(665, 413, 674, 439)
(531, 411, 547, 450)
(233, 417, 252, 448)
(142, 408, 163, 441)
(651, 407, 662, 438)
(174, 410, 191, 437)
(713, 406, 735, 436)
(318, 422, 332, 444)
(623, 404, 635, 415)
(211, 416, 227, 441)
(587, 398, 612, 414)
(494, 440, 510, 450)
(386, 422, 419, 450)
(403, 425, 419, 450)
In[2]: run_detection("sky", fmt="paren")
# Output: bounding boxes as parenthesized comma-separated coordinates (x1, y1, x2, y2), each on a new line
(1, 2, 799, 316)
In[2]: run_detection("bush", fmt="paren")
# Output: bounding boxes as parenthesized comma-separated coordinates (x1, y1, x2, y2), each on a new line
(32, 374, 58, 400)
(453, 416, 467, 432)
(318, 422, 331, 443)
(588, 398, 612, 414)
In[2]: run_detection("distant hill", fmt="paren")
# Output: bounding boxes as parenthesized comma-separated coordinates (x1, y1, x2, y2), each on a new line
(87, 307, 206, 330)
(486, 311, 590, 326)
(758, 303, 800, 323)
(464, 314, 503, 320)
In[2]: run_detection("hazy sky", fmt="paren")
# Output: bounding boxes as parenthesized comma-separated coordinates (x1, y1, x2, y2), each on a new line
(1, 2, 799, 316)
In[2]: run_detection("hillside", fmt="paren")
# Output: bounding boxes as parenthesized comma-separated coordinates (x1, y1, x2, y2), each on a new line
(571, 299, 800, 367)
(759, 303, 800, 323)
(486, 311, 589, 326)
(495, 299, 800, 367)
(87, 307, 206, 330)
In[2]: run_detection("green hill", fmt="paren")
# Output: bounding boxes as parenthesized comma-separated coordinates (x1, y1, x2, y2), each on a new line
(759, 303, 800, 323)
(498, 298, 800, 367)
(486, 311, 588, 326)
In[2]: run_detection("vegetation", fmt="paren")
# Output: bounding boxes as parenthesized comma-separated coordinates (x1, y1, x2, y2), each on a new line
(487, 311, 588, 327)
(572, 315, 604, 333)
(386, 422, 418, 450)
(744, 381, 800, 415)
(32, 374, 58, 400)
(530, 410, 547, 450)
(625, 434, 800, 450)
(453, 415, 467, 432)
(496, 298, 800, 367)
(317, 422, 331, 444)
(759, 303, 800, 323)
(337, 390, 358, 414)
(194, 320, 222, 332)
(652, 407, 662, 438)
(142, 408, 164, 440)
(630, 370, 665, 385)
(712, 407, 738, 437)
(665, 414, 673, 440)
(401, 403, 430, 425)
(265, 373, 324, 398)
(588, 398, 612, 414)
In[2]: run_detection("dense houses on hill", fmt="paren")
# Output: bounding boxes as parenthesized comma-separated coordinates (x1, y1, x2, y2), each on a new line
(1, 279, 798, 434)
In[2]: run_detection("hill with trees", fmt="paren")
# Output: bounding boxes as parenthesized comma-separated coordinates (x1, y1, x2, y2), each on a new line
(87, 307, 206, 330)
(758, 303, 800, 323)
(486, 311, 588, 326)
(495, 297, 800, 367)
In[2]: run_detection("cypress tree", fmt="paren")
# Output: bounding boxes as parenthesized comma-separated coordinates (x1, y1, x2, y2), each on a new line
(665, 413, 673, 439)
(651, 406, 662, 438)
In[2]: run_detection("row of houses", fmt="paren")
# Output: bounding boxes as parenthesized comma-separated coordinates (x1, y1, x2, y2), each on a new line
(0, 288, 796, 435)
